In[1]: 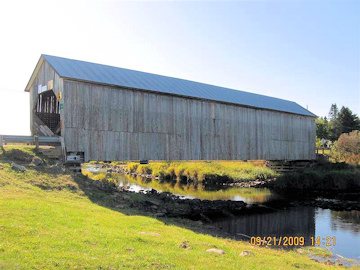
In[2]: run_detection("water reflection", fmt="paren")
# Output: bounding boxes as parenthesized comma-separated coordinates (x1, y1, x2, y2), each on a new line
(111, 173, 278, 203)
(82, 165, 279, 203)
(213, 207, 360, 260)
(213, 207, 315, 244)
(81, 165, 280, 203)
(316, 209, 360, 260)
(330, 210, 360, 233)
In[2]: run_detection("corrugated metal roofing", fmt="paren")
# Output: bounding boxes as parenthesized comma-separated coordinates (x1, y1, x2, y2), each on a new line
(41, 54, 316, 117)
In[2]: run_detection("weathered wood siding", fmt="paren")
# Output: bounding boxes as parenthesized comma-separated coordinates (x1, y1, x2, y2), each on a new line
(62, 80, 316, 162)
(29, 60, 64, 135)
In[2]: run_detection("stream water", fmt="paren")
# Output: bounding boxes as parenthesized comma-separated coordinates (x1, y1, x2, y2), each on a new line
(82, 165, 360, 261)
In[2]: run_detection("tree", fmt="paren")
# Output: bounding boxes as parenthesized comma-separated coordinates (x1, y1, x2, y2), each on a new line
(334, 107, 360, 136)
(315, 117, 329, 140)
(327, 104, 340, 141)
(328, 103, 339, 121)
(332, 130, 360, 165)
(321, 104, 360, 141)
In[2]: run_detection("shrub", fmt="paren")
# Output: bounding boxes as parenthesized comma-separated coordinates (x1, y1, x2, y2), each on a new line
(332, 130, 360, 165)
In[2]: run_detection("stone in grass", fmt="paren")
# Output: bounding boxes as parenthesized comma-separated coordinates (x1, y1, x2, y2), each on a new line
(31, 157, 44, 166)
(50, 163, 64, 171)
(240, 251, 252, 256)
(323, 260, 335, 265)
(179, 241, 191, 250)
(206, 248, 225, 255)
(11, 162, 26, 172)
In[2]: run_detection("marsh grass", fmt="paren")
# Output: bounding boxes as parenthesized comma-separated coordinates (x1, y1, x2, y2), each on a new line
(126, 161, 278, 183)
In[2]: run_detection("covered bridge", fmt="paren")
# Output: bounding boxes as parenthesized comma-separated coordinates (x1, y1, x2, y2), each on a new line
(25, 55, 316, 162)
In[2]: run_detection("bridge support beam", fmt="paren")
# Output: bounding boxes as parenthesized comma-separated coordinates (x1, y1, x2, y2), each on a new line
(34, 136, 39, 152)
(0, 135, 4, 153)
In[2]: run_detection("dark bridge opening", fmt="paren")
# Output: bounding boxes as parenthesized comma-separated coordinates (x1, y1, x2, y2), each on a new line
(35, 90, 60, 135)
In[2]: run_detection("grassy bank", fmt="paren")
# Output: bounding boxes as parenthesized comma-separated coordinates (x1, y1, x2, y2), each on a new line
(270, 163, 360, 191)
(125, 161, 278, 182)
(0, 146, 347, 269)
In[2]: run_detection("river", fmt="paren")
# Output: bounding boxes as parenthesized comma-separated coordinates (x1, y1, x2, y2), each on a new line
(82, 165, 360, 261)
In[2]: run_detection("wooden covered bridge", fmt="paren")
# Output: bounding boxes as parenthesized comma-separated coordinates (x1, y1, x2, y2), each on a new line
(25, 55, 316, 162)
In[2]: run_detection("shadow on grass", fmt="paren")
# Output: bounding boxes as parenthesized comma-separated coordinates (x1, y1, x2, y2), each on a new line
(0, 146, 57, 165)
(69, 171, 243, 241)
(0, 148, 34, 162)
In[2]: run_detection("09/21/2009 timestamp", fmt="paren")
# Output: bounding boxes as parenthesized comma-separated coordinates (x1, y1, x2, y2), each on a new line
(250, 236, 336, 246)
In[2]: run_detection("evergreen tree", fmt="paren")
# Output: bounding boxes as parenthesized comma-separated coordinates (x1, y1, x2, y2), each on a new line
(328, 103, 339, 121)
(328, 120, 337, 141)
(323, 104, 360, 142)
(336, 107, 360, 134)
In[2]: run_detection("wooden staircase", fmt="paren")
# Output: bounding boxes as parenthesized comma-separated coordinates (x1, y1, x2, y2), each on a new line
(266, 160, 315, 173)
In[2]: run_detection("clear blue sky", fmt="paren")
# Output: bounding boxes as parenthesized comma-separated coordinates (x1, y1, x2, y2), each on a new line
(0, 0, 359, 135)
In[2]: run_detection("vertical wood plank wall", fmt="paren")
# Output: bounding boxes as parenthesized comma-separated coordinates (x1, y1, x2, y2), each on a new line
(62, 80, 316, 162)
(29, 61, 64, 135)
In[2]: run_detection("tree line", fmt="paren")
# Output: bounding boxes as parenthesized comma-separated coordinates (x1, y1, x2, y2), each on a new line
(316, 104, 360, 142)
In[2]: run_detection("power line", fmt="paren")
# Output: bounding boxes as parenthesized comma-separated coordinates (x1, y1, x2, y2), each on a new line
(0, 88, 26, 93)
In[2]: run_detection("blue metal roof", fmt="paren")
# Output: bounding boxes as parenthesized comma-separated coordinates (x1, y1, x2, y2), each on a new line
(42, 54, 316, 117)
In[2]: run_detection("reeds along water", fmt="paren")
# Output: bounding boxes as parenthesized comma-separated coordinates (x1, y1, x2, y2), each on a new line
(126, 161, 279, 182)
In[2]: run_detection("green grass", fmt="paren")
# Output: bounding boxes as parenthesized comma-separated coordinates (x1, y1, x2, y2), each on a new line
(0, 146, 352, 269)
(125, 160, 278, 183)
(299, 247, 333, 258)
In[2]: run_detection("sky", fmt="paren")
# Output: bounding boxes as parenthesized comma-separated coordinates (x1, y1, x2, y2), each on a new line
(0, 0, 359, 135)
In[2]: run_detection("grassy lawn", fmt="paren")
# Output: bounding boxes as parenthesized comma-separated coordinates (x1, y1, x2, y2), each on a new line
(0, 146, 351, 269)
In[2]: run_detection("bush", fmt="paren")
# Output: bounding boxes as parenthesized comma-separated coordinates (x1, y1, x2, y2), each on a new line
(332, 130, 360, 165)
